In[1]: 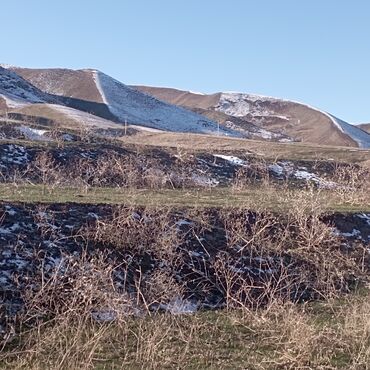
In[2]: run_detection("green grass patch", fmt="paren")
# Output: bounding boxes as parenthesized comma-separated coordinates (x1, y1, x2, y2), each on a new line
(0, 184, 369, 212)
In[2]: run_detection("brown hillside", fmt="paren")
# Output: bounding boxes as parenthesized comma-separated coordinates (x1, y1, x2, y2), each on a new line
(133, 86, 221, 110)
(359, 123, 370, 133)
(133, 86, 358, 148)
(13, 68, 103, 103)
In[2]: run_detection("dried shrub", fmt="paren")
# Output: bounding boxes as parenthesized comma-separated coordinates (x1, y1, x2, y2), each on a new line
(82, 206, 183, 262)
(332, 163, 370, 204)
(214, 199, 362, 309)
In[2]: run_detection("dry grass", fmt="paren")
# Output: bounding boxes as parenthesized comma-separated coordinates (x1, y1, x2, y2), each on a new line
(1, 184, 368, 213)
(1, 187, 369, 369)
(1, 291, 369, 369)
(120, 131, 370, 165)
(0, 137, 369, 369)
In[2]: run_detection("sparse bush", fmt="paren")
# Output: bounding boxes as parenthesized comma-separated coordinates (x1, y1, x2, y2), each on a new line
(214, 197, 363, 309)
(29, 152, 63, 193)
(82, 206, 183, 263)
(332, 163, 370, 204)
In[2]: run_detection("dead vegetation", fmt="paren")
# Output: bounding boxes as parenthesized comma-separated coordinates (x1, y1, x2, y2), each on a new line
(231, 158, 370, 209)
(0, 144, 369, 206)
(0, 149, 208, 191)
(0, 141, 369, 369)
(0, 187, 369, 369)
(331, 162, 370, 204)
(1, 252, 369, 369)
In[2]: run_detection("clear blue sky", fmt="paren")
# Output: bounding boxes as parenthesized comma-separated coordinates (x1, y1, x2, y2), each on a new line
(2, 0, 370, 123)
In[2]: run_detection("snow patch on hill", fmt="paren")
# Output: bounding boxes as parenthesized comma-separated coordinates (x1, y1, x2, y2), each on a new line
(1, 95, 28, 108)
(0, 64, 14, 69)
(48, 104, 123, 128)
(93, 71, 241, 136)
(188, 90, 205, 96)
(216, 92, 370, 149)
(328, 115, 370, 149)
(92, 70, 108, 105)
(49, 104, 164, 133)
(18, 126, 49, 141)
(0, 67, 55, 108)
(216, 92, 285, 118)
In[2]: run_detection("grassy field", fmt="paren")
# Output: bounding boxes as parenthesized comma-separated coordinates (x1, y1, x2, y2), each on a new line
(2, 289, 369, 369)
(121, 131, 370, 166)
(1, 184, 369, 212)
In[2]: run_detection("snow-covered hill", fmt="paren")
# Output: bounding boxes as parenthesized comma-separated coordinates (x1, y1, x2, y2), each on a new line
(93, 70, 240, 136)
(3, 65, 370, 147)
(0, 67, 57, 108)
(7, 67, 241, 137)
(135, 86, 370, 149)
(216, 92, 289, 120)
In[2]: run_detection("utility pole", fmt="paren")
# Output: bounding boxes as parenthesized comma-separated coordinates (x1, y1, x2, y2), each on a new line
(124, 119, 127, 135)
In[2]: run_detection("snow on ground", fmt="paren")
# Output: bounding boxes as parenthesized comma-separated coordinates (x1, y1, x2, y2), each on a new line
(358, 214, 370, 226)
(191, 174, 220, 187)
(294, 170, 320, 181)
(0, 64, 15, 69)
(213, 154, 246, 166)
(255, 128, 283, 140)
(268, 163, 284, 177)
(1, 95, 29, 108)
(212, 155, 330, 185)
(0, 67, 54, 108)
(35, 104, 163, 133)
(62, 133, 74, 141)
(93, 71, 241, 137)
(48, 104, 123, 128)
(0, 144, 29, 165)
(268, 161, 335, 187)
(5, 206, 17, 216)
(188, 91, 205, 95)
(128, 124, 163, 133)
(91, 310, 117, 322)
(18, 125, 49, 141)
(334, 219, 370, 241)
(212, 155, 335, 187)
(92, 70, 108, 105)
(216, 92, 286, 118)
(0, 223, 21, 236)
(337, 228, 362, 238)
(160, 298, 198, 315)
(328, 115, 370, 149)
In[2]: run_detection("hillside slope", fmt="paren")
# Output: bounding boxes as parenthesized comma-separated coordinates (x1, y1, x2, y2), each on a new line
(359, 123, 370, 133)
(0, 66, 58, 110)
(4, 65, 370, 146)
(134, 86, 370, 148)
(9, 67, 239, 137)
(9, 103, 126, 130)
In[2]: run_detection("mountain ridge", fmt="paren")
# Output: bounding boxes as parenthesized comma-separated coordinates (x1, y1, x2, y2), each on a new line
(5, 67, 239, 137)
(133, 85, 370, 148)
(1, 65, 370, 148)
